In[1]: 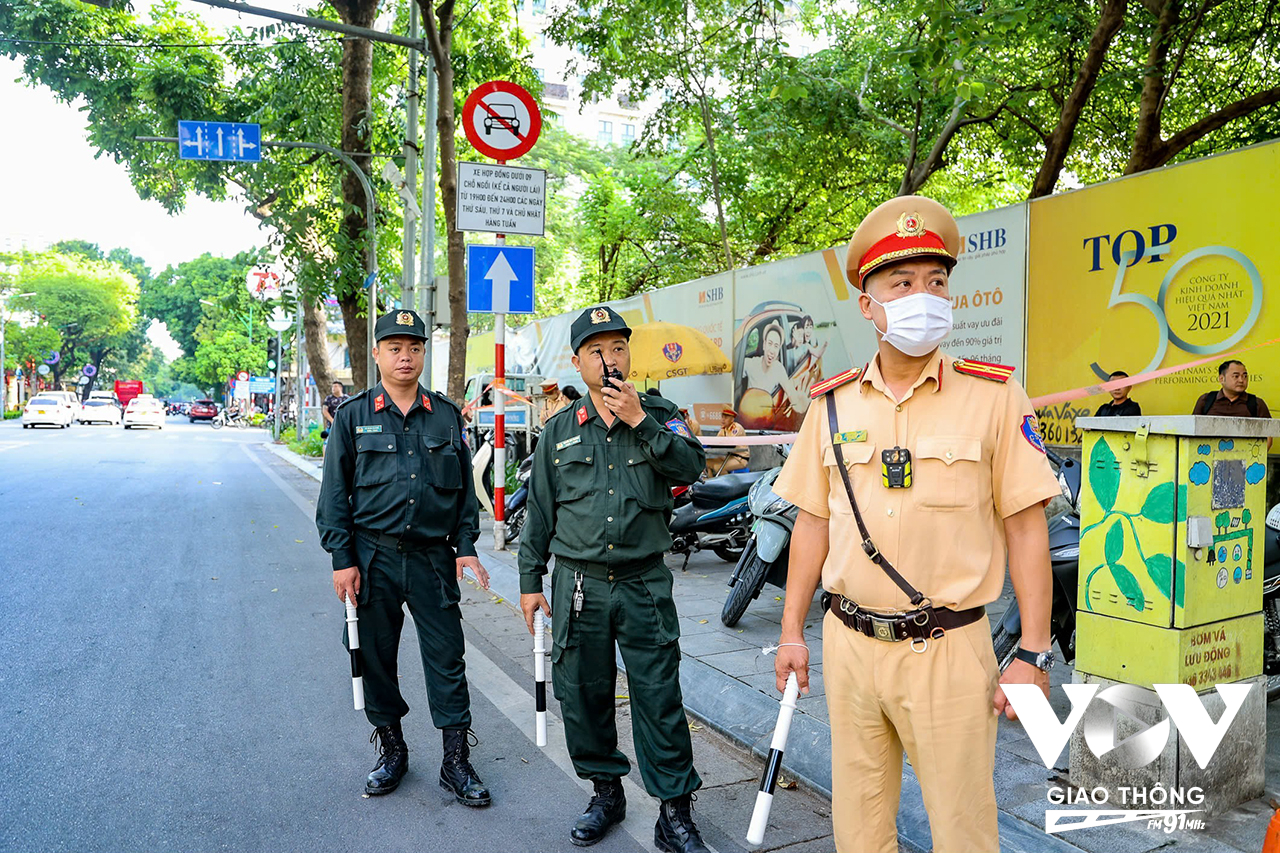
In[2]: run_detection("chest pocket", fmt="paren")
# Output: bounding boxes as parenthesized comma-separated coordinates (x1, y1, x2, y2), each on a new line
(912, 435, 983, 511)
(553, 444, 596, 503)
(625, 454, 669, 510)
(355, 434, 398, 486)
(422, 434, 462, 489)
(821, 442, 875, 514)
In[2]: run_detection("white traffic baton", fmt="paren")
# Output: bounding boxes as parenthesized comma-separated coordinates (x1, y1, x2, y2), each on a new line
(344, 594, 365, 711)
(746, 672, 799, 845)
(533, 610, 548, 746)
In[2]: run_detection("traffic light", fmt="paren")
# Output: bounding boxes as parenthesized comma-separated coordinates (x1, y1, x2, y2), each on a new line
(266, 338, 279, 371)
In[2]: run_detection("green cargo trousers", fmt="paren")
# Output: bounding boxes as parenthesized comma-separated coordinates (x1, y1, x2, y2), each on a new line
(550, 560, 702, 801)
(343, 534, 472, 730)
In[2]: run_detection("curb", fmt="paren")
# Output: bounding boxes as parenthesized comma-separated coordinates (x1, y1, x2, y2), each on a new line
(261, 440, 323, 482)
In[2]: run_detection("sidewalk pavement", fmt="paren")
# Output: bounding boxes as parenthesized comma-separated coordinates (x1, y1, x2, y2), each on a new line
(266, 439, 1278, 853)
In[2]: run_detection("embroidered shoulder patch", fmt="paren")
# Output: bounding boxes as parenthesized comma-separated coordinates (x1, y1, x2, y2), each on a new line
(373, 394, 386, 412)
(809, 367, 863, 399)
(421, 393, 432, 412)
(1021, 415, 1047, 454)
(554, 435, 583, 451)
(355, 425, 383, 434)
(952, 358, 1015, 383)
(666, 417, 691, 437)
(576, 405, 588, 426)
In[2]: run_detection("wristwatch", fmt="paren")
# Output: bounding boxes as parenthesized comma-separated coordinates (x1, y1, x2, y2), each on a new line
(1013, 647, 1056, 672)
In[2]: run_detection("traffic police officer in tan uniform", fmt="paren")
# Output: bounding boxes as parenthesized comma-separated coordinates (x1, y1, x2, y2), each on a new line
(518, 306, 711, 852)
(772, 197, 1061, 853)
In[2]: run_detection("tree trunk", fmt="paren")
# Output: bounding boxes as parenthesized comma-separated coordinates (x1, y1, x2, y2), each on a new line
(330, 0, 381, 391)
(1126, 0, 1177, 174)
(303, 297, 333, 393)
(697, 93, 734, 270)
(1029, 0, 1127, 199)
(435, 32, 469, 400)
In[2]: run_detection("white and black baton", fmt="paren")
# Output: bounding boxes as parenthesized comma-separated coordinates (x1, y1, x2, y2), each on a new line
(747, 672, 799, 845)
(533, 610, 548, 746)
(344, 594, 365, 711)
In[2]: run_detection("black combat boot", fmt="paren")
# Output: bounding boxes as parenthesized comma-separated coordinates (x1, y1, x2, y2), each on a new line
(365, 723, 408, 795)
(439, 728, 491, 807)
(570, 779, 626, 847)
(654, 794, 710, 853)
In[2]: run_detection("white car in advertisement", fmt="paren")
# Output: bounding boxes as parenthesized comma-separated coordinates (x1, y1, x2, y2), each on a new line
(22, 396, 75, 428)
(123, 397, 165, 430)
(79, 399, 123, 425)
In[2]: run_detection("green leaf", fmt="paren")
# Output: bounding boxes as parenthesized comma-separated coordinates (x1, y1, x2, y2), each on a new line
(1145, 553, 1172, 600)
(1089, 437, 1119, 512)
(1140, 482, 1177, 523)
(1110, 562, 1146, 612)
(1105, 518, 1124, 565)
(957, 81, 971, 100)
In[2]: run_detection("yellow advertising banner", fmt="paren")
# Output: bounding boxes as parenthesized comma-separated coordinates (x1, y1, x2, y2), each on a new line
(1027, 141, 1279, 443)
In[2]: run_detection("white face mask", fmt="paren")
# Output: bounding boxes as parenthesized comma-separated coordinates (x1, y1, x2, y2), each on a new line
(866, 291, 953, 357)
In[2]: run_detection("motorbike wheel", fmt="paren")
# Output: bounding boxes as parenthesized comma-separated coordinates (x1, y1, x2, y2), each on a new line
(211, 417, 223, 430)
(505, 506, 526, 543)
(991, 622, 1020, 672)
(713, 543, 746, 563)
(721, 541, 770, 627)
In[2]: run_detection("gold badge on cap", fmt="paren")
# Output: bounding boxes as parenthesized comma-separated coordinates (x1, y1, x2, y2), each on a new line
(395, 311, 414, 326)
(590, 308, 610, 324)
(896, 212, 926, 238)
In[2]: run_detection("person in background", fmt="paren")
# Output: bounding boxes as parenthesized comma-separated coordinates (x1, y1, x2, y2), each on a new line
(706, 407, 749, 478)
(1094, 371, 1141, 417)
(323, 381, 348, 428)
(1194, 359, 1272, 448)
(539, 380, 567, 426)
(561, 385, 582, 404)
(680, 406, 701, 438)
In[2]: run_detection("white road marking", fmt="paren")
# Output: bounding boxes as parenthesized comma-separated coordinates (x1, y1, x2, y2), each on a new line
(0, 441, 30, 454)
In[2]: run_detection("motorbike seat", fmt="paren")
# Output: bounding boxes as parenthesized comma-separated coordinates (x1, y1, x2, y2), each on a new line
(691, 470, 765, 508)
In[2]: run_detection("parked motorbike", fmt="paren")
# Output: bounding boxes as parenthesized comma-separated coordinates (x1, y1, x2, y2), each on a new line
(993, 449, 1280, 702)
(669, 470, 763, 569)
(503, 455, 535, 543)
(721, 465, 795, 626)
(211, 409, 250, 430)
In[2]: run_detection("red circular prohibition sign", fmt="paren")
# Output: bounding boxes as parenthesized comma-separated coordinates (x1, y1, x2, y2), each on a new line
(462, 80, 542, 161)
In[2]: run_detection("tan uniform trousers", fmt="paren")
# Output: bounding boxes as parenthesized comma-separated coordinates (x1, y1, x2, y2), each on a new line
(824, 609, 1000, 853)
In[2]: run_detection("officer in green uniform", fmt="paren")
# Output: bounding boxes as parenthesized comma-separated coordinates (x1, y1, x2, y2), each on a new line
(316, 308, 493, 806)
(518, 306, 711, 852)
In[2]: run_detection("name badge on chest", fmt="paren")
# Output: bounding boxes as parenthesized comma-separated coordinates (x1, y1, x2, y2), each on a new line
(355, 425, 383, 434)
(555, 435, 582, 451)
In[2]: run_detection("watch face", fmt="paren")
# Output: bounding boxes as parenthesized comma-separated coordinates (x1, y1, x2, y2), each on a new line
(1037, 650, 1056, 670)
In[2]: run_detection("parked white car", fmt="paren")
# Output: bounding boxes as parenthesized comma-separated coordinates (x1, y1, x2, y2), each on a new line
(22, 395, 75, 428)
(79, 399, 123, 425)
(123, 397, 165, 430)
(44, 390, 82, 422)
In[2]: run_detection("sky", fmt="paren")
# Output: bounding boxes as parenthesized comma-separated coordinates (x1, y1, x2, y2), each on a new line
(0, 1, 328, 358)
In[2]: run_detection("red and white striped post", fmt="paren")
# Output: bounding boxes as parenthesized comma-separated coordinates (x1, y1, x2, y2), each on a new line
(492, 161, 507, 551)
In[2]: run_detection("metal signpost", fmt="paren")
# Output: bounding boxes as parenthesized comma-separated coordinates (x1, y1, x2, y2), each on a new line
(267, 309, 293, 441)
(460, 80, 543, 551)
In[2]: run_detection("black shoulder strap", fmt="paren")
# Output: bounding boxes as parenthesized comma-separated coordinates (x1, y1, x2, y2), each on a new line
(1194, 392, 1213, 415)
(1247, 393, 1259, 417)
(824, 394, 926, 607)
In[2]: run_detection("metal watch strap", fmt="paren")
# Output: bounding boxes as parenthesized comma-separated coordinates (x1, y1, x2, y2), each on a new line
(824, 394, 926, 608)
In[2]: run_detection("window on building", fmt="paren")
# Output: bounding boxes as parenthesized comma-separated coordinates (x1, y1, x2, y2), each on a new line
(540, 32, 547, 48)
(534, 67, 544, 81)
(597, 120, 613, 146)
(621, 124, 636, 144)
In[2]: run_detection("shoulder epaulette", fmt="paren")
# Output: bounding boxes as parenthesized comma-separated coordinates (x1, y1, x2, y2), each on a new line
(809, 367, 863, 398)
(428, 389, 461, 412)
(952, 358, 1015, 383)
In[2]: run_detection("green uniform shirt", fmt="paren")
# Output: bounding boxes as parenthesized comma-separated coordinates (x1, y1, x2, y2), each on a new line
(316, 383, 479, 570)
(518, 392, 706, 594)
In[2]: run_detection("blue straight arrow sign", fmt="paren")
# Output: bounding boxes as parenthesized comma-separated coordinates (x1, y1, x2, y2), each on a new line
(177, 120, 262, 162)
(466, 244, 535, 314)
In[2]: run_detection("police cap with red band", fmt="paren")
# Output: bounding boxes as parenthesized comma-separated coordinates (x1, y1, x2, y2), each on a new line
(845, 196, 962, 290)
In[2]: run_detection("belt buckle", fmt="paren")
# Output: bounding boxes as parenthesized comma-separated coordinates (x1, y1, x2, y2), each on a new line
(870, 616, 896, 642)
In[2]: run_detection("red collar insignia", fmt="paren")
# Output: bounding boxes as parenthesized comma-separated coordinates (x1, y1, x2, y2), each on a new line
(421, 393, 432, 412)
(374, 394, 385, 412)
(577, 405, 588, 425)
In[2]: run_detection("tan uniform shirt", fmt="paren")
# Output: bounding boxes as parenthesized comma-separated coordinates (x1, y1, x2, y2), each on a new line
(717, 421, 747, 457)
(540, 393, 567, 426)
(773, 350, 1060, 612)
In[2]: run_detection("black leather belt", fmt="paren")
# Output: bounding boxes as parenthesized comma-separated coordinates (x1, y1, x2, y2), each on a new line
(822, 592, 984, 646)
(356, 528, 430, 553)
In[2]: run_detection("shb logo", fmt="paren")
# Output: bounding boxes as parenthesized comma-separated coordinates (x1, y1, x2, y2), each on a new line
(1004, 683, 1253, 770)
